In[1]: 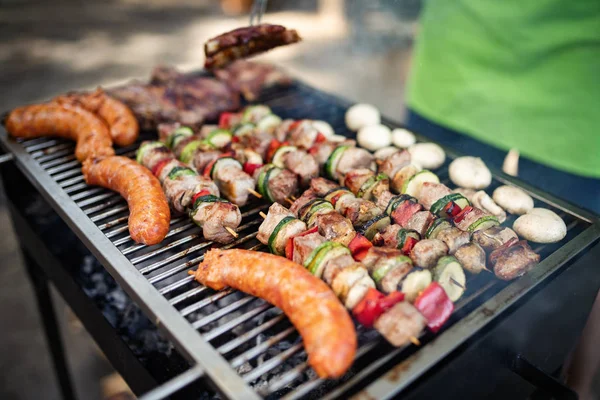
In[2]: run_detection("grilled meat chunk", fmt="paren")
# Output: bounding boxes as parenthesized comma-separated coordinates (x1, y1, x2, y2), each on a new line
(163, 174, 219, 214)
(437, 227, 471, 255)
(284, 150, 319, 188)
(258, 203, 294, 245)
(310, 178, 340, 197)
(288, 120, 319, 149)
(391, 200, 423, 227)
(344, 168, 374, 194)
(417, 182, 452, 210)
(192, 201, 242, 244)
(315, 212, 356, 246)
(214, 165, 255, 206)
(191, 150, 221, 172)
(454, 243, 487, 274)
(268, 168, 300, 205)
(204, 24, 301, 69)
(331, 264, 375, 309)
(322, 254, 355, 286)
(374, 224, 402, 248)
(337, 196, 383, 226)
(374, 302, 426, 347)
(213, 60, 292, 101)
(290, 189, 319, 216)
(380, 150, 411, 180)
(405, 211, 435, 237)
(376, 190, 395, 211)
(336, 147, 375, 179)
(490, 240, 540, 281)
(272, 219, 307, 257)
(410, 239, 448, 269)
(473, 226, 519, 251)
(391, 164, 420, 194)
(138, 142, 173, 171)
(454, 207, 489, 232)
(292, 232, 327, 266)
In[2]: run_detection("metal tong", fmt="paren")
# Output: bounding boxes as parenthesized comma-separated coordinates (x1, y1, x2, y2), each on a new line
(249, 0, 267, 25)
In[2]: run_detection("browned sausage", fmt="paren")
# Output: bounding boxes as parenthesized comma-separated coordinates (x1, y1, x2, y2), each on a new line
(194, 248, 357, 378)
(5, 103, 114, 161)
(82, 156, 170, 245)
(54, 88, 139, 147)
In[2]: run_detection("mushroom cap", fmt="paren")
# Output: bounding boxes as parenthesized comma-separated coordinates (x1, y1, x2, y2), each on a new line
(492, 185, 534, 215)
(345, 103, 381, 131)
(357, 124, 392, 151)
(391, 128, 416, 148)
(513, 208, 567, 243)
(408, 142, 446, 170)
(448, 156, 492, 189)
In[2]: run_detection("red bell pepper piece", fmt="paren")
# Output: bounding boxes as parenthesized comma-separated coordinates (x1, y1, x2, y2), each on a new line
(315, 132, 327, 143)
(284, 226, 319, 260)
(414, 282, 454, 333)
(307, 145, 319, 156)
(353, 249, 370, 262)
(401, 236, 419, 255)
(443, 201, 462, 218)
(352, 288, 405, 328)
(243, 162, 263, 176)
(219, 112, 235, 129)
(203, 158, 218, 178)
(265, 139, 283, 163)
(329, 192, 345, 207)
(288, 120, 302, 131)
(191, 189, 212, 206)
(151, 158, 172, 177)
(348, 233, 373, 261)
(231, 135, 240, 143)
(453, 206, 473, 224)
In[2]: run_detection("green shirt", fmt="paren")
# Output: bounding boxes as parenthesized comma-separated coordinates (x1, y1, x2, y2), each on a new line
(407, 0, 600, 178)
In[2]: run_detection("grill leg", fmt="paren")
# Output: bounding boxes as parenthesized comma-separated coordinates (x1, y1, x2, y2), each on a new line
(23, 249, 77, 400)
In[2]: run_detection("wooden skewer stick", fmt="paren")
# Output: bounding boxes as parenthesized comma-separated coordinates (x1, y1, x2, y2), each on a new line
(225, 226, 239, 238)
(482, 266, 493, 273)
(248, 188, 263, 199)
(290, 195, 297, 201)
(285, 197, 294, 206)
(259, 211, 267, 219)
(449, 277, 465, 289)
(410, 336, 421, 346)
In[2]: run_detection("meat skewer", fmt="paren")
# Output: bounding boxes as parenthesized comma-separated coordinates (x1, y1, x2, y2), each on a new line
(136, 141, 242, 244)
(257, 203, 431, 347)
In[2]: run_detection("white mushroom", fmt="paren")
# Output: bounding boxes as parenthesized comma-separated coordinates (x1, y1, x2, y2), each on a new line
(357, 124, 392, 151)
(448, 156, 492, 189)
(391, 128, 416, 148)
(452, 187, 477, 203)
(345, 103, 381, 131)
(311, 120, 334, 138)
(374, 146, 399, 161)
(329, 134, 348, 142)
(513, 208, 567, 243)
(408, 143, 446, 170)
(503, 148, 519, 177)
(492, 185, 534, 215)
(472, 190, 507, 223)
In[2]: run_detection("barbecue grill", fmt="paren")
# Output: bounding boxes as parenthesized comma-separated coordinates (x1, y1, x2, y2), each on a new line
(1, 80, 599, 400)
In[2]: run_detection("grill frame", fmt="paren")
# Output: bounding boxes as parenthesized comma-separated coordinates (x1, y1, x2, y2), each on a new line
(1, 80, 599, 400)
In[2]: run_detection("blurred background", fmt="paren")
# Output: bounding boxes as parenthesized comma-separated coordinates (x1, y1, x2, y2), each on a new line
(0, 1, 422, 399)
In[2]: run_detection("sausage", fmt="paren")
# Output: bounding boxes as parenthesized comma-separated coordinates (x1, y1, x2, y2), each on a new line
(54, 88, 139, 146)
(194, 248, 356, 378)
(5, 103, 114, 161)
(82, 156, 170, 245)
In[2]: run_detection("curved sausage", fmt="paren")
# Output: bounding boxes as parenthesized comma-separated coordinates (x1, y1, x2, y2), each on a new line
(82, 156, 170, 245)
(54, 88, 139, 147)
(5, 103, 114, 161)
(194, 248, 356, 378)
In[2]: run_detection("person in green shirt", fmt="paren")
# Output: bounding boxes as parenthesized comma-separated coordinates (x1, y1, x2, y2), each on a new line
(405, 0, 600, 214)
(405, 2, 600, 398)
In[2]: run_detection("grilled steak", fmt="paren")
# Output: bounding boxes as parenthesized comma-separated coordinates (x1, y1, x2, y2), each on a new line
(204, 24, 301, 69)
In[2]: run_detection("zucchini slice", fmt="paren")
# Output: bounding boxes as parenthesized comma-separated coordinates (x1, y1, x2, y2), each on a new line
(402, 170, 440, 196)
(179, 140, 205, 163)
(324, 145, 349, 180)
(308, 243, 351, 278)
(385, 194, 417, 215)
(233, 122, 255, 137)
(430, 193, 470, 217)
(433, 256, 466, 302)
(425, 218, 453, 239)
(242, 105, 272, 123)
(136, 141, 164, 164)
(210, 157, 242, 180)
(272, 145, 297, 168)
(372, 255, 412, 285)
(396, 228, 421, 249)
(467, 215, 500, 233)
(168, 126, 194, 149)
(401, 268, 432, 303)
(206, 129, 232, 149)
(303, 241, 335, 270)
(268, 216, 296, 255)
(357, 214, 392, 241)
(167, 166, 196, 180)
(257, 114, 283, 132)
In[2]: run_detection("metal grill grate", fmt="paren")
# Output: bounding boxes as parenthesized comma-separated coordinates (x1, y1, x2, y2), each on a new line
(1, 81, 599, 400)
